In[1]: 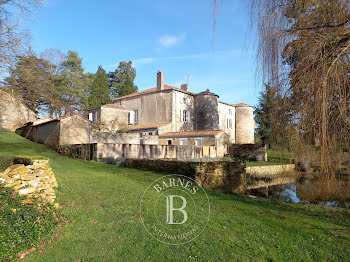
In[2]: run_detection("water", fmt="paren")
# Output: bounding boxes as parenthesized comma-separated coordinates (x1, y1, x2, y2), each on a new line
(246, 175, 350, 208)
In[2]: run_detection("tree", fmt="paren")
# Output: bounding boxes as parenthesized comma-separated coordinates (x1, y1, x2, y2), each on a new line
(254, 84, 275, 147)
(4, 53, 53, 112)
(0, 0, 42, 74)
(40, 48, 66, 118)
(88, 66, 111, 108)
(248, 0, 350, 174)
(111, 61, 138, 98)
(58, 51, 87, 115)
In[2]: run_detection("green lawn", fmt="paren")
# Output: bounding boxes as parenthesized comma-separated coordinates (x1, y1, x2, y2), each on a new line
(1, 132, 350, 261)
(246, 150, 295, 167)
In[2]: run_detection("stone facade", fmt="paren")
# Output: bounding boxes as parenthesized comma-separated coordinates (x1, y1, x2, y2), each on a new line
(16, 114, 91, 149)
(110, 72, 255, 145)
(0, 159, 58, 204)
(0, 90, 37, 131)
(88, 104, 129, 132)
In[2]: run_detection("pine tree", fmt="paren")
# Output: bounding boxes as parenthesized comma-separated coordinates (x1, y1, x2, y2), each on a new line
(88, 66, 111, 108)
(59, 51, 86, 115)
(254, 84, 275, 147)
(111, 61, 138, 98)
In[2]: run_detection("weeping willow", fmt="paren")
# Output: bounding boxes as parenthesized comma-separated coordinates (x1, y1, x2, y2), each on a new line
(245, 0, 350, 174)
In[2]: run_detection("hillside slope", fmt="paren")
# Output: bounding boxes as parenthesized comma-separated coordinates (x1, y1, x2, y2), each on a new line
(0, 132, 349, 261)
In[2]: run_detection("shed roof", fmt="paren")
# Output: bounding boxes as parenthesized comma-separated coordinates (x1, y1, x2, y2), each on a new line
(32, 113, 91, 127)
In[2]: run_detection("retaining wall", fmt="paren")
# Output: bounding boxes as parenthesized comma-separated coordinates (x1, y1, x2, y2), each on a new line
(121, 159, 246, 193)
(246, 164, 295, 177)
(97, 143, 218, 163)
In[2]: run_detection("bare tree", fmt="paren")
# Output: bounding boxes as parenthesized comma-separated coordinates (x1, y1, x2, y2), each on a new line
(0, 0, 42, 75)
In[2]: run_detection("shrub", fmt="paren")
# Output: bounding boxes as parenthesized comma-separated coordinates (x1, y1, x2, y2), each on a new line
(0, 157, 14, 172)
(0, 186, 58, 261)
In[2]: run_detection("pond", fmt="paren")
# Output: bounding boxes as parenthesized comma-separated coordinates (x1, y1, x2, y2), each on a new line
(246, 174, 350, 208)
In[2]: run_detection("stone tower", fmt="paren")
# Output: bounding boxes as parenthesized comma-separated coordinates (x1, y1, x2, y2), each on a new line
(194, 89, 220, 130)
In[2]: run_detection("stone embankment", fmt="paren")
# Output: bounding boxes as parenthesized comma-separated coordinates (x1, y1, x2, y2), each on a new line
(0, 159, 58, 204)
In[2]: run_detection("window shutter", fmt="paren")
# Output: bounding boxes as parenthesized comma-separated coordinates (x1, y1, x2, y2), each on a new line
(180, 110, 183, 122)
(129, 111, 135, 124)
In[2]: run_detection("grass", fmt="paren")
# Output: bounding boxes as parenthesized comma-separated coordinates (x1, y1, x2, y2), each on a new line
(0, 131, 350, 261)
(246, 150, 295, 167)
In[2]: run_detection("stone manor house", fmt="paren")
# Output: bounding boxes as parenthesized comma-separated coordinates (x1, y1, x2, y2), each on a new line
(13, 72, 255, 160)
(88, 72, 255, 146)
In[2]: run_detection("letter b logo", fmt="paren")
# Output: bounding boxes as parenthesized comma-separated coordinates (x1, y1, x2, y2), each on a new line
(166, 195, 188, 224)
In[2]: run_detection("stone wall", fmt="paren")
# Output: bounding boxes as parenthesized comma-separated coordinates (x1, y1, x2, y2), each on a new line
(0, 90, 37, 131)
(121, 159, 246, 193)
(96, 143, 219, 163)
(0, 159, 58, 204)
(56, 144, 96, 161)
(92, 132, 141, 144)
(228, 144, 267, 161)
(246, 164, 295, 177)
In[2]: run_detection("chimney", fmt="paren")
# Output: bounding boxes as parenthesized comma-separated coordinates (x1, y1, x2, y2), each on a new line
(157, 71, 164, 91)
(181, 84, 188, 92)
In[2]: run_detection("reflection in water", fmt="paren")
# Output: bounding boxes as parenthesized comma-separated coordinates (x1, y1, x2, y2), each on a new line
(246, 175, 350, 208)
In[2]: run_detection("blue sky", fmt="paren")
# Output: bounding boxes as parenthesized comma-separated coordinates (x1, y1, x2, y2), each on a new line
(29, 0, 260, 106)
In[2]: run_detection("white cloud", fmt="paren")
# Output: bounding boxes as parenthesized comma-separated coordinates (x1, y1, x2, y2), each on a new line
(158, 33, 186, 48)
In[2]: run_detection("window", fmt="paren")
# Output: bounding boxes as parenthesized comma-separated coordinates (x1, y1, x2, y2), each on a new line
(228, 109, 232, 115)
(148, 132, 153, 136)
(128, 111, 135, 124)
(182, 110, 190, 122)
(180, 139, 186, 146)
(92, 111, 100, 123)
(167, 140, 173, 145)
(195, 139, 202, 146)
(134, 110, 138, 124)
(140, 138, 144, 145)
(227, 119, 232, 129)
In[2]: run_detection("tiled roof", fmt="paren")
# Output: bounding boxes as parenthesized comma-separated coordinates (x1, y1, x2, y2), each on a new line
(32, 117, 53, 126)
(231, 103, 252, 107)
(56, 113, 91, 122)
(160, 130, 224, 138)
(127, 122, 171, 131)
(195, 89, 219, 98)
(113, 85, 196, 101)
(33, 113, 91, 126)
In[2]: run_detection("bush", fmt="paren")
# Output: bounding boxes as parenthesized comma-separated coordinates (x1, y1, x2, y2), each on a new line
(0, 156, 49, 172)
(0, 186, 58, 261)
(0, 157, 14, 172)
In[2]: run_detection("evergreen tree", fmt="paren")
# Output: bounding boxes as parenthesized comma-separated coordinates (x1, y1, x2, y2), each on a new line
(111, 61, 138, 98)
(254, 84, 275, 147)
(88, 66, 111, 108)
(59, 51, 86, 115)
